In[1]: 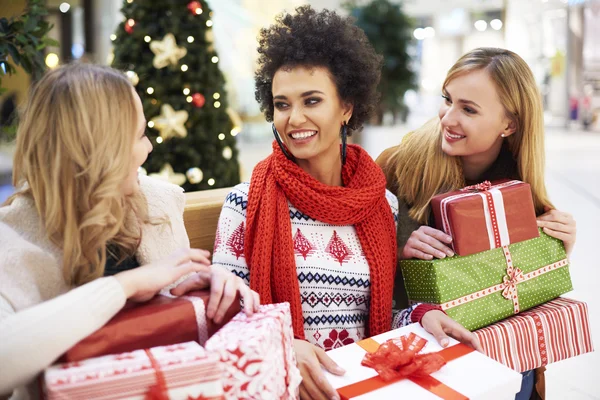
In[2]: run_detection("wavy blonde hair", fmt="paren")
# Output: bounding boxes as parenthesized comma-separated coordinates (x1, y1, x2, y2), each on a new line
(393, 47, 552, 224)
(9, 63, 150, 287)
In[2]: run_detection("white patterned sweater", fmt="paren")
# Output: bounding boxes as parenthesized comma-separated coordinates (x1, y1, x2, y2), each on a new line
(212, 183, 420, 350)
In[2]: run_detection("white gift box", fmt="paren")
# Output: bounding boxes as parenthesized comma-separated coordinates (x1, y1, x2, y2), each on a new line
(323, 323, 522, 400)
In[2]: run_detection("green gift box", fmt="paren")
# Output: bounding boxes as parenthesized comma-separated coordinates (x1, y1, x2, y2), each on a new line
(400, 229, 572, 331)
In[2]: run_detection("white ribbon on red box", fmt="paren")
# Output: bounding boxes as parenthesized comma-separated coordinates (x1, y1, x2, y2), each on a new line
(439, 180, 521, 251)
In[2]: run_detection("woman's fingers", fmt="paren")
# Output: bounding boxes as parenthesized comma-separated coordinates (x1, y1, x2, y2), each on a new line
(252, 290, 261, 312)
(536, 220, 575, 234)
(403, 246, 434, 260)
(169, 248, 212, 267)
(213, 277, 238, 323)
(315, 347, 345, 375)
(414, 238, 452, 259)
(444, 319, 483, 352)
(420, 226, 453, 244)
(206, 270, 226, 320)
(305, 359, 340, 400)
(238, 284, 259, 315)
(169, 270, 211, 296)
(540, 226, 572, 242)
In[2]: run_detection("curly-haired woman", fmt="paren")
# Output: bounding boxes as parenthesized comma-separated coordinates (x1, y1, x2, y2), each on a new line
(212, 6, 479, 399)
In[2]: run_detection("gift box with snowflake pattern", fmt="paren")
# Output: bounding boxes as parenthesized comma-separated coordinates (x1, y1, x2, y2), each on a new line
(204, 303, 302, 400)
(400, 229, 572, 331)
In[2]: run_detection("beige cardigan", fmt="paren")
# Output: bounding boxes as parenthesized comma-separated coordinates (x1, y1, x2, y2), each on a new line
(0, 175, 190, 399)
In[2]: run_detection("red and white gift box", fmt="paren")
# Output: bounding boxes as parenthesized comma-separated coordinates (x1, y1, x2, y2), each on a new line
(205, 303, 302, 400)
(431, 180, 539, 256)
(323, 323, 522, 400)
(44, 341, 224, 400)
(64, 289, 240, 363)
(474, 297, 594, 373)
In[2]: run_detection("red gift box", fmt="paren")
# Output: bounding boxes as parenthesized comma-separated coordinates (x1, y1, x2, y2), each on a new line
(431, 180, 539, 256)
(205, 303, 302, 400)
(474, 297, 594, 372)
(45, 341, 224, 400)
(64, 290, 240, 362)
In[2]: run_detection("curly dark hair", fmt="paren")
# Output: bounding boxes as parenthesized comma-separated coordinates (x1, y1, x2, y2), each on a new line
(254, 6, 383, 133)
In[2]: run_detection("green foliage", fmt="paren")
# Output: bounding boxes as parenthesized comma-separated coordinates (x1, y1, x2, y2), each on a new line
(346, 0, 416, 123)
(0, 0, 56, 94)
(112, 0, 240, 191)
(0, 0, 56, 142)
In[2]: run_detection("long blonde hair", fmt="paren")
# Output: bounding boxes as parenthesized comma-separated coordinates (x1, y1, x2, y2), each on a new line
(9, 63, 150, 287)
(394, 47, 552, 223)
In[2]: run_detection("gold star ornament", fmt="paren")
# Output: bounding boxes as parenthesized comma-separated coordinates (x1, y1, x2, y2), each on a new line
(149, 163, 187, 186)
(149, 33, 187, 69)
(150, 104, 189, 140)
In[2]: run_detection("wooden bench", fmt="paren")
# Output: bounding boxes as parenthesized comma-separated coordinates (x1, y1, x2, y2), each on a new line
(183, 188, 231, 253)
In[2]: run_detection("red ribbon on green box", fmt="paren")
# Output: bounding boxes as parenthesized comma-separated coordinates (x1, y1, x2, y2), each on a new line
(440, 245, 568, 314)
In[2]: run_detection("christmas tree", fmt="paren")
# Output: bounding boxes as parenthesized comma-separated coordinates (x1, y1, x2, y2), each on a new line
(346, 0, 416, 124)
(326, 231, 352, 265)
(111, 0, 240, 191)
(293, 228, 315, 260)
(226, 222, 244, 260)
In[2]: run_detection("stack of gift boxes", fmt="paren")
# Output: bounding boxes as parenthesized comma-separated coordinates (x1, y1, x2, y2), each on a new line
(43, 291, 301, 399)
(44, 179, 593, 400)
(399, 179, 594, 373)
(321, 180, 593, 400)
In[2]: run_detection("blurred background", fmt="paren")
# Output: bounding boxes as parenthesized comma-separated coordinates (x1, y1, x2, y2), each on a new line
(1, 0, 599, 398)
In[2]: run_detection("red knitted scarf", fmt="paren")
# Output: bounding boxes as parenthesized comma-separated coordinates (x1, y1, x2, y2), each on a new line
(245, 142, 397, 339)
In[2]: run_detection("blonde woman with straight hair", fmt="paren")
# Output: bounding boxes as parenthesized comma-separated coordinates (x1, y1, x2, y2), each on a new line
(0, 63, 259, 399)
(378, 47, 576, 400)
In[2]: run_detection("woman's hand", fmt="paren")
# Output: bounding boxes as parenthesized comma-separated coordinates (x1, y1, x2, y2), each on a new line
(294, 339, 344, 400)
(536, 206, 576, 256)
(401, 226, 454, 260)
(421, 310, 482, 352)
(170, 265, 260, 323)
(115, 248, 212, 302)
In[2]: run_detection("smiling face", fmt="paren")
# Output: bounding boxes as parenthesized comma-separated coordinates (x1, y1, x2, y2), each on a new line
(272, 65, 353, 167)
(439, 68, 515, 161)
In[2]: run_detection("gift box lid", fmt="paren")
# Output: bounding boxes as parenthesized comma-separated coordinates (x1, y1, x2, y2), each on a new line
(323, 324, 522, 400)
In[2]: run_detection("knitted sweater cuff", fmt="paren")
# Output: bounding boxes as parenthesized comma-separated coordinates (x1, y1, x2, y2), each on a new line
(411, 304, 445, 325)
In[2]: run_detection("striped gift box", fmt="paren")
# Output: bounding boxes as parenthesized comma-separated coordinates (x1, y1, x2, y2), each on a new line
(44, 341, 224, 400)
(473, 297, 594, 373)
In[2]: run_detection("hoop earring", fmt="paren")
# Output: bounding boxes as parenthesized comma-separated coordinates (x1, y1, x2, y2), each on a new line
(272, 123, 295, 161)
(340, 122, 348, 165)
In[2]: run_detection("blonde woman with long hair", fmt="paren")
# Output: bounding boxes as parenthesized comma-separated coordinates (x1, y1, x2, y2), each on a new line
(0, 63, 259, 399)
(378, 48, 576, 400)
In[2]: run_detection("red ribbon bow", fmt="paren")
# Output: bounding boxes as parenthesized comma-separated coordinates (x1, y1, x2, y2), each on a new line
(460, 180, 492, 192)
(502, 266, 524, 301)
(337, 333, 474, 400)
(361, 333, 446, 382)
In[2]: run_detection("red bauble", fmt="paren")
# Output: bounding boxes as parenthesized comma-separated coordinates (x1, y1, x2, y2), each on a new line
(124, 19, 135, 34)
(187, 1, 203, 15)
(192, 93, 205, 108)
